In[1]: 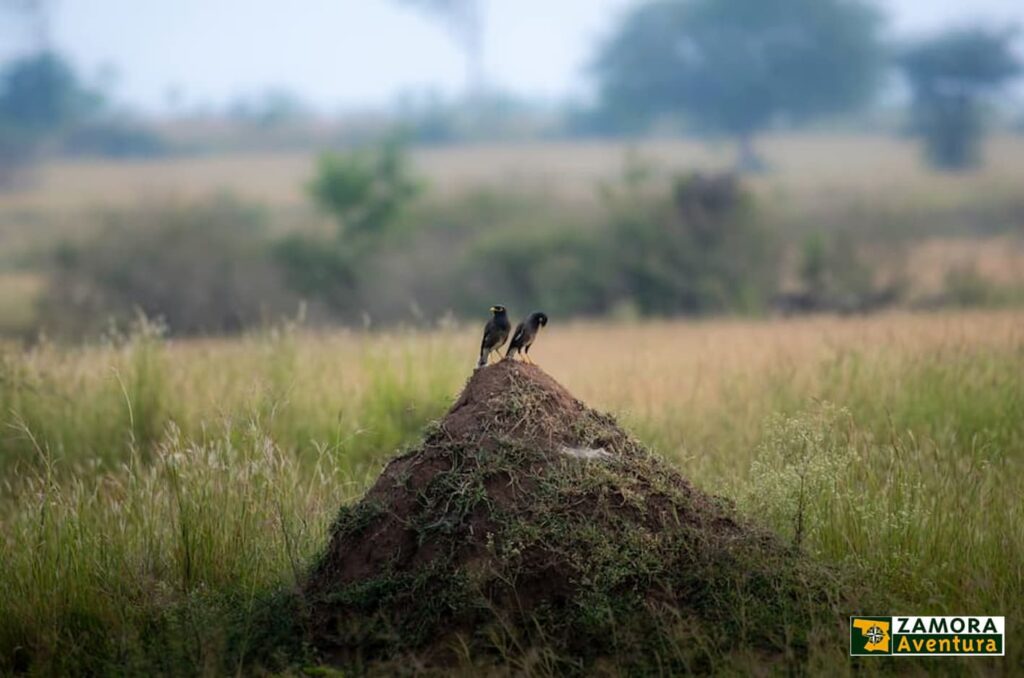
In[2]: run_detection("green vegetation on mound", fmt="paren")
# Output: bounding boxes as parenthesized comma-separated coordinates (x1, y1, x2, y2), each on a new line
(303, 361, 844, 673)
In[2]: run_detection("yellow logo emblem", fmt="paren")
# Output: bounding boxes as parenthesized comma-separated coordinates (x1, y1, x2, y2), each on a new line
(851, 617, 891, 654)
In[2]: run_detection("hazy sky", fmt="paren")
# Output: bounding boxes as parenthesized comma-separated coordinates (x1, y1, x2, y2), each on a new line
(28, 0, 1024, 112)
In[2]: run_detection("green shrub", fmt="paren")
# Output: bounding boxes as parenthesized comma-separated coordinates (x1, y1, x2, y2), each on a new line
(741, 405, 859, 549)
(37, 198, 301, 338)
(605, 171, 778, 315)
(936, 265, 1024, 309)
(307, 136, 421, 244)
(788, 231, 903, 313)
(276, 137, 423, 319)
(453, 168, 779, 319)
(273, 234, 356, 315)
(466, 225, 615, 316)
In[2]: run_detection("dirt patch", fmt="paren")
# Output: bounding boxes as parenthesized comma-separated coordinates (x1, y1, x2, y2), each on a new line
(303, 361, 840, 672)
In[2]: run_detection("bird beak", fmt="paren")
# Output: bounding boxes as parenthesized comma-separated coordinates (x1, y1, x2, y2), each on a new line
(490, 306, 498, 313)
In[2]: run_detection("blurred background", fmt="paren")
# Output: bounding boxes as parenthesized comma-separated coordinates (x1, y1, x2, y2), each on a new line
(1, 0, 1023, 340)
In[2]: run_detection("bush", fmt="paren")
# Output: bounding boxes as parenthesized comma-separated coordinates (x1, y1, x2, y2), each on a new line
(273, 235, 356, 316)
(605, 171, 777, 315)
(451, 168, 779, 320)
(465, 224, 615, 317)
(742, 405, 855, 549)
(781, 231, 903, 315)
(307, 137, 421, 244)
(936, 265, 1024, 309)
(274, 138, 423, 320)
(37, 198, 301, 338)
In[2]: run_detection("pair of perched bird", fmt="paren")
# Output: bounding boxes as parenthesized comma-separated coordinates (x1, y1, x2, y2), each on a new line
(477, 306, 548, 369)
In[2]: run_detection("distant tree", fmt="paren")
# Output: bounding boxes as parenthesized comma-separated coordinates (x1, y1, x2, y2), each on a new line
(276, 138, 422, 315)
(393, 0, 484, 95)
(899, 27, 1021, 170)
(0, 51, 89, 131)
(0, 51, 95, 186)
(592, 0, 885, 170)
(308, 137, 422, 243)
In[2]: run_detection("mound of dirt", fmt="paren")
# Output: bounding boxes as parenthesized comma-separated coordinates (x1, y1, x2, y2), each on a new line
(304, 361, 839, 672)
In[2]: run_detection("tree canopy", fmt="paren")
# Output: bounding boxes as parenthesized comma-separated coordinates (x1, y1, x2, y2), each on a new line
(900, 26, 1020, 96)
(899, 27, 1021, 169)
(0, 51, 98, 185)
(0, 52, 90, 132)
(307, 137, 422, 243)
(592, 0, 884, 149)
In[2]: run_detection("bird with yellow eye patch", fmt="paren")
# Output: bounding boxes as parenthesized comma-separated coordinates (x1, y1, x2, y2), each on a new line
(505, 312, 548, 364)
(476, 305, 511, 369)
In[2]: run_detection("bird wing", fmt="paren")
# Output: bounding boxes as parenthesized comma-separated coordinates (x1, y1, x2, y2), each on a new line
(484, 320, 510, 349)
(509, 323, 526, 348)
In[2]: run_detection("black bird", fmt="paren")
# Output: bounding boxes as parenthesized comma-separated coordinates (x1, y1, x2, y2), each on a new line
(505, 312, 548, 364)
(477, 305, 511, 369)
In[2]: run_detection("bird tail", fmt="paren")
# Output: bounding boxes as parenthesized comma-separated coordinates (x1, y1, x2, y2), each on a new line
(476, 348, 488, 369)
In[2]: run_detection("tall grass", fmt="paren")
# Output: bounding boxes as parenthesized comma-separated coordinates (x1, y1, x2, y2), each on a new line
(0, 310, 1021, 673)
(0, 425, 344, 674)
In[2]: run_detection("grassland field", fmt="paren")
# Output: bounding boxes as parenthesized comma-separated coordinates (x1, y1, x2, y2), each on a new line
(1, 133, 1024, 341)
(0, 133, 1023, 671)
(3, 133, 1024, 212)
(0, 309, 1021, 673)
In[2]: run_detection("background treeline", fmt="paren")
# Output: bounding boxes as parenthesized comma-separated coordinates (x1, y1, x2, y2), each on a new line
(36, 139, 1014, 340)
(37, 144, 782, 336)
(4, 0, 1023, 339)
(2, 0, 1021, 175)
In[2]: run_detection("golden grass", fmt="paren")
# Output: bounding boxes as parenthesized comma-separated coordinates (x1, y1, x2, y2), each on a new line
(23, 308, 1014, 481)
(2, 134, 1023, 212)
(222, 309, 1024, 412)
(540, 309, 1022, 408)
(906, 235, 1024, 293)
(0, 272, 43, 335)
(76, 309, 1018, 425)
(7, 308, 1020, 515)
